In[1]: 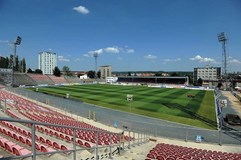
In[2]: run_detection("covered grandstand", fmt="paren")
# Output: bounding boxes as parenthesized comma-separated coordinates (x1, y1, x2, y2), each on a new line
(117, 76, 189, 86)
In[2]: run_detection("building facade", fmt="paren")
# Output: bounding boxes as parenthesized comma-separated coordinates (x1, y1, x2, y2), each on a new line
(194, 65, 221, 83)
(99, 65, 112, 79)
(38, 51, 57, 75)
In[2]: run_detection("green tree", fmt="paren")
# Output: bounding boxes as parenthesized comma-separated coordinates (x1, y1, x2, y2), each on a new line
(35, 69, 43, 74)
(197, 78, 203, 86)
(97, 70, 101, 78)
(5, 57, 9, 68)
(87, 70, 95, 78)
(170, 72, 179, 76)
(27, 68, 33, 73)
(62, 66, 70, 75)
(155, 72, 162, 76)
(9, 55, 13, 69)
(22, 58, 26, 73)
(15, 56, 19, 71)
(0, 57, 8, 68)
(53, 66, 61, 76)
(128, 72, 131, 76)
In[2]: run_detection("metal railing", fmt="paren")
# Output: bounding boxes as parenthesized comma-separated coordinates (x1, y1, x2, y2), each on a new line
(0, 116, 149, 160)
(3, 88, 241, 145)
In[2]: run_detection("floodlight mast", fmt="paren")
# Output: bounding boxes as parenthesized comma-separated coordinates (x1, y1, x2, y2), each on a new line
(11, 36, 22, 87)
(93, 52, 98, 79)
(217, 32, 228, 89)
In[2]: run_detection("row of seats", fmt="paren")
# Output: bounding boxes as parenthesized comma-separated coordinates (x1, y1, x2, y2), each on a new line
(27, 74, 54, 85)
(48, 75, 68, 84)
(0, 135, 31, 156)
(0, 90, 133, 148)
(0, 122, 56, 153)
(146, 143, 241, 160)
(4, 110, 93, 149)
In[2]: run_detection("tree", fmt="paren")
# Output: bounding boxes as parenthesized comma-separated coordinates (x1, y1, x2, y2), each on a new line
(197, 78, 203, 86)
(97, 70, 101, 78)
(217, 83, 223, 90)
(9, 55, 13, 69)
(62, 66, 70, 75)
(0, 57, 8, 68)
(155, 72, 162, 76)
(15, 56, 19, 71)
(5, 57, 9, 68)
(27, 68, 33, 73)
(35, 69, 43, 74)
(87, 70, 95, 78)
(53, 66, 61, 76)
(128, 72, 131, 76)
(22, 58, 26, 73)
(170, 72, 179, 76)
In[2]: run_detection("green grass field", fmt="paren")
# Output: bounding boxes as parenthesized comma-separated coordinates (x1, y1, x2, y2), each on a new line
(27, 84, 217, 129)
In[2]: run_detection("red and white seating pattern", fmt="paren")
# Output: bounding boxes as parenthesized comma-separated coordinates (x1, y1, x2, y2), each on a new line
(48, 75, 67, 84)
(0, 90, 133, 151)
(146, 143, 241, 160)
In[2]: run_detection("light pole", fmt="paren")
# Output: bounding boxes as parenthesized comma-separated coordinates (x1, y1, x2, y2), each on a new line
(11, 36, 22, 87)
(93, 52, 98, 80)
(217, 32, 228, 90)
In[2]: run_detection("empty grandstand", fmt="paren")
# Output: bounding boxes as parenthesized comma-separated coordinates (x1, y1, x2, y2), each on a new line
(0, 90, 141, 159)
(117, 76, 189, 87)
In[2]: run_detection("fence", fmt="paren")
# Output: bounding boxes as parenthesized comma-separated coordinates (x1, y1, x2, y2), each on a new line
(0, 116, 148, 160)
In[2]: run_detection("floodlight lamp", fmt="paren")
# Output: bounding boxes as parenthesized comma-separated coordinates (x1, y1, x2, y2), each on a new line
(14, 36, 22, 45)
(93, 52, 98, 58)
(217, 32, 226, 42)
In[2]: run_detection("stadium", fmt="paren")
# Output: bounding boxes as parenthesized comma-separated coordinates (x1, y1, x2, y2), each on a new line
(0, 72, 241, 160)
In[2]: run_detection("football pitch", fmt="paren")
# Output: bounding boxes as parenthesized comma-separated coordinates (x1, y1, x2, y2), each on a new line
(28, 84, 217, 129)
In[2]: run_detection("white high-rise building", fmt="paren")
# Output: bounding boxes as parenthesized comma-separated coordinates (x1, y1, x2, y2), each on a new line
(38, 51, 57, 75)
(193, 65, 221, 83)
(100, 65, 112, 79)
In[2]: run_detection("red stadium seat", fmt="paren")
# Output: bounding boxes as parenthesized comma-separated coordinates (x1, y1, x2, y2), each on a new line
(39, 136, 46, 143)
(46, 139, 53, 146)
(53, 142, 60, 149)
(0, 138, 9, 148)
(4, 141, 17, 152)
(13, 147, 31, 156)
(19, 136, 26, 144)
(25, 138, 32, 146)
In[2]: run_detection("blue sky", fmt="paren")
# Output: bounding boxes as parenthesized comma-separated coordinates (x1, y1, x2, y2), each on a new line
(0, 0, 241, 72)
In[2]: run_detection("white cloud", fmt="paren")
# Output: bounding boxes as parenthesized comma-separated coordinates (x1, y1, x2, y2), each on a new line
(73, 5, 90, 15)
(58, 55, 70, 62)
(83, 54, 90, 57)
(164, 58, 181, 62)
(88, 49, 104, 56)
(104, 47, 120, 53)
(144, 54, 157, 60)
(189, 55, 218, 63)
(0, 40, 9, 43)
(126, 48, 134, 53)
(74, 58, 81, 62)
(229, 57, 241, 64)
(87, 46, 134, 57)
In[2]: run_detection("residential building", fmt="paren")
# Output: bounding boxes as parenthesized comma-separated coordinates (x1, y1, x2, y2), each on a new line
(38, 51, 57, 75)
(99, 65, 112, 79)
(194, 65, 221, 83)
